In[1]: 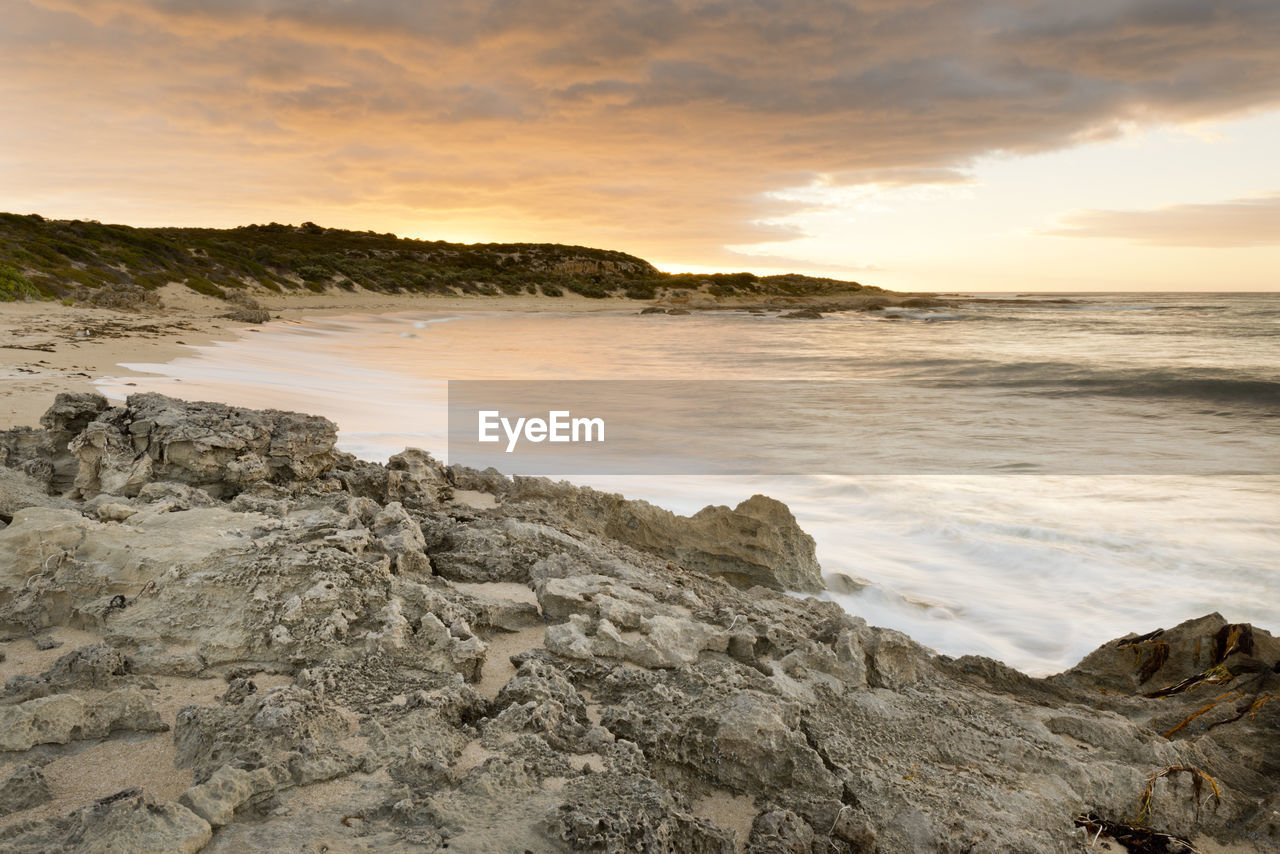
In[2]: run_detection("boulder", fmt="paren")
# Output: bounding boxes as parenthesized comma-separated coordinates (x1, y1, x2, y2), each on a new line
(0, 392, 106, 494)
(546, 612, 729, 669)
(747, 809, 815, 853)
(385, 448, 450, 508)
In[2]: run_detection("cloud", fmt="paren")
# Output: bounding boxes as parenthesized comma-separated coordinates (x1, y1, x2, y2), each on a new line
(3, 0, 1280, 263)
(1044, 194, 1280, 247)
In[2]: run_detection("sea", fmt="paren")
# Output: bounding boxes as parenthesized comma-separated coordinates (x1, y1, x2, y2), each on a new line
(95, 292, 1280, 675)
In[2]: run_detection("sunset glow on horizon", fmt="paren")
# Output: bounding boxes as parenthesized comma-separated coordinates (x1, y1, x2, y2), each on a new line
(3, 0, 1279, 291)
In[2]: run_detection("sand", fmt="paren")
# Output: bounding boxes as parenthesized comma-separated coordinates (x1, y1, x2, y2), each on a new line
(0, 284, 642, 430)
(0, 625, 227, 830)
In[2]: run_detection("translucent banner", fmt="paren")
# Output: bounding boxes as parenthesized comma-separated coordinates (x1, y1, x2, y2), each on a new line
(446, 380, 1279, 475)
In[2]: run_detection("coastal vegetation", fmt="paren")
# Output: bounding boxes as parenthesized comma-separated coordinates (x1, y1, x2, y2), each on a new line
(0, 212, 879, 303)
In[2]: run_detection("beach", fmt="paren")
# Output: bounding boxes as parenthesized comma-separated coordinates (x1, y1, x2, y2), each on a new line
(1, 290, 1278, 851)
(0, 285, 639, 430)
(6, 0, 1277, 846)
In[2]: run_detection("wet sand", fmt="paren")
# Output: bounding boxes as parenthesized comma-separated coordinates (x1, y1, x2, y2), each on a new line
(0, 285, 640, 429)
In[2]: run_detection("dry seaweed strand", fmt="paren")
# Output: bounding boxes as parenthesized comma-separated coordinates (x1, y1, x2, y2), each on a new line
(1135, 766, 1221, 828)
(1073, 813, 1200, 854)
(1145, 663, 1234, 699)
(1161, 692, 1242, 739)
(1202, 692, 1275, 733)
(1137, 641, 1170, 684)
(1118, 628, 1166, 648)
(1118, 631, 1171, 684)
(1158, 664, 1277, 738)
(1213, 623, 1253, 663)
(1143, 623, 1260, 699)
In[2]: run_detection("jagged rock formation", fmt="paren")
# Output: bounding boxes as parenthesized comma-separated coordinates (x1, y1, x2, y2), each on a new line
(63, 393, 340, 500)
(0, 393, 1275, 852)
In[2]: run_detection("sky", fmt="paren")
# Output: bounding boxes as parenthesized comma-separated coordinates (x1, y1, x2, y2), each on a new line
(2, 0, 1279, 292)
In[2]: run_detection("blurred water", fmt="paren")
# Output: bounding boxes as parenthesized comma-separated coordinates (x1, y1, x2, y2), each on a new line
(96, 294, 1280, 674)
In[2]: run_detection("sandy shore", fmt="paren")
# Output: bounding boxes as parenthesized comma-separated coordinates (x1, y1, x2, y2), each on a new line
(0, 285, 639, 430)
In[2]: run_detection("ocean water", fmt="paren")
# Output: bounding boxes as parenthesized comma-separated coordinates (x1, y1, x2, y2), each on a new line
(96, 293, 1280, 674)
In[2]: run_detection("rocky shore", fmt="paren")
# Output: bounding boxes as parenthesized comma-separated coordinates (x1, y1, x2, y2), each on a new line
(0, 393, 1275, 853)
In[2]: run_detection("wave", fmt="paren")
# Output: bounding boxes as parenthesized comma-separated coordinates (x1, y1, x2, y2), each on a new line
(1053, 374, 1280, 407)
(921, 362, 1280, 407)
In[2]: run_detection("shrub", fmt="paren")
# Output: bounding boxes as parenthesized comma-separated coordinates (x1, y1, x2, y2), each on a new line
(0, 263, 43, 301)
(184, 276, 226, 298)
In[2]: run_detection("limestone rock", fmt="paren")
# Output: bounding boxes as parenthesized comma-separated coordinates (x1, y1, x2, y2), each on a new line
(385, 448, 450, 508)
(0, 688, 166, 751)
(0, 467, 75, 522)
(67, 393, 339, 499)
(2, 643, 131, 703)
(746, 808, 815, 853)
(0, 761, 53, 816)
(0, 394, 1275, 852)
(1, 392, 110, 494)
(94, 502, 136, 522)
(490, 660, 591, 750)
(0, 789, 211, 854)
(178, 763, 278, 827)
(173, 685, 350, 782)
(545, 770, 738, 853)
(223, 307, 271, 323)
(546, 612, 728, 669)
(487, 475, 825, 591)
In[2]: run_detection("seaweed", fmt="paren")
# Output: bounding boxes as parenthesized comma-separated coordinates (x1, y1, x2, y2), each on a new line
(1135, 765, 1221, 827)
(1145, 663, 1235, 698)
(1137, 641, 1170, 684)
(1073, 813, 1198, 853)
(1161, 691, 1242, 738)
(1118, 628, 1166, 648)
(1203, 692, 1274, 732)
(1213, 623, 1253, 663)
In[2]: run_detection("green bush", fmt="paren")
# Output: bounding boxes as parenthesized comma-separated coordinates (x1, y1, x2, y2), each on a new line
(184, 276, 226, 298)
(0, 263, 43, 301)
(0, 214, 877, 303)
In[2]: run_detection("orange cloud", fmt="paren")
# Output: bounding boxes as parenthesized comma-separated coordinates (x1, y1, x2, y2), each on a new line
(4, 0, 1280, 264)
(1045, 194, 1280, 248)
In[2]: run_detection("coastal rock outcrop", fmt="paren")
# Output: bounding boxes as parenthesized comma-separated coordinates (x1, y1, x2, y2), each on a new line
(449, 470, 825, 592)
(0, 393, 1276, 853)
(61, 392, 339, 499)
